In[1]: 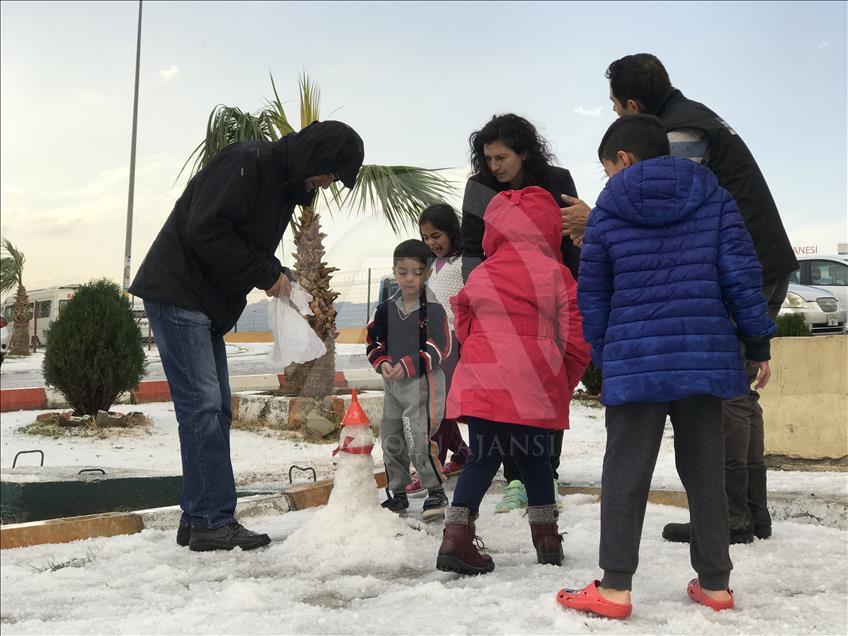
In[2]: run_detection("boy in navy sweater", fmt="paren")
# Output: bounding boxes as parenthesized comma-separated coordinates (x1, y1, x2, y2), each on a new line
(367, 239, 452, 521)
(557, 115, 775, 619)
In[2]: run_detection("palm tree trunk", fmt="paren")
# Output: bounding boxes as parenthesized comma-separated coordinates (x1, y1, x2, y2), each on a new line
(284, 206, 339, 398)
(10, 285, 31, 356)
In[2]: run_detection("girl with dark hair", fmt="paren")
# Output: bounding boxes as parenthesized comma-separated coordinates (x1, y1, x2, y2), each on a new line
(401, 204, 470, 497)
(461, 113, 581, 513)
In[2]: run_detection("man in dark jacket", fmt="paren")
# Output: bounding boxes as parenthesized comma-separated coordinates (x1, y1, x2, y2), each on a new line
(130, 120, 364, 551)
(562, 54, 797, 544)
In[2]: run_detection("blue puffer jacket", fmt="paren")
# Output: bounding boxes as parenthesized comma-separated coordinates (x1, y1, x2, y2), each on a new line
(578, 156, 775, 406)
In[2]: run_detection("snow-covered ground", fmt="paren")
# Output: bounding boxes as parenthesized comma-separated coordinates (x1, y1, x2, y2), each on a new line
(1, 493, 846, 633)
(1, 400, 846, 633)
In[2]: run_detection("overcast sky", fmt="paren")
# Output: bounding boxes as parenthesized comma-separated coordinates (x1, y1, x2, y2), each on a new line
(2, 1, 846, 304)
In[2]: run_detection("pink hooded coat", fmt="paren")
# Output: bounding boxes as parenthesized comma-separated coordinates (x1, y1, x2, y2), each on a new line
(446, 186, 590, 430)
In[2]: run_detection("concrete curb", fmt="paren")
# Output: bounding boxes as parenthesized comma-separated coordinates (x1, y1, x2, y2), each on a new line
(0, 512, 143, 550)
(137, 493, 292, 531)
(3, 475, 845, 549)
(0, 471, 388, 549)
(0, 371, 361, 413)
(1, 387, 48, 412)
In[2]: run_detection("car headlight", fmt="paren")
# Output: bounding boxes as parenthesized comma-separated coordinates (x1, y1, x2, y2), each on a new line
(782, 292, 808, 309)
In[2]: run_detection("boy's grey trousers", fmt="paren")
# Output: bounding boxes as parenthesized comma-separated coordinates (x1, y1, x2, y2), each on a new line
(600, 394, 733, 591)
(381, 369, 446, 494)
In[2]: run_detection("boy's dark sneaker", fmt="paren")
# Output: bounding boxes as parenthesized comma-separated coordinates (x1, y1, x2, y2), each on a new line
(422, 488, 449, 522)
(381, 492, 409, 513)
(661, 522, 690, 543)
(753, 524, 772, 540)
(188, 522, 271, 552)
(176, 520, 192, 547)
(730, 525, 755, 544)
(662, 522, 754, 545)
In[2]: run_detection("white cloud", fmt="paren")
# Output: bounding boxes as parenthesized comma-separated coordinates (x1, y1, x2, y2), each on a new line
(818, 40, 830, 49)
(156, 65, 180, 84)
(574, 106, 603, 118)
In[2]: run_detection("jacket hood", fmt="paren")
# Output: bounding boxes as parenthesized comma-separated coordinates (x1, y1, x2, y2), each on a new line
(597, 156, 719, 227)
(274, 120, 365, 202)
(482, 186, 562, 258)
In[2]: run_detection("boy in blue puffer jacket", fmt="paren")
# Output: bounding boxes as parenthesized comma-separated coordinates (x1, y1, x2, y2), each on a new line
(556, 114, 775, 620)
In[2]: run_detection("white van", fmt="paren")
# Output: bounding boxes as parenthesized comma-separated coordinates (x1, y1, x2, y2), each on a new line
(1, 286, 80, 347)
(1, 286, 154, 348)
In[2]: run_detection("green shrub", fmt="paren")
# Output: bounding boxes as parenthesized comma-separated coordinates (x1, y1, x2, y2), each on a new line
(580, 361, 603, 396)
(42, 279, 147, 415)
(774, 313, 811, 337)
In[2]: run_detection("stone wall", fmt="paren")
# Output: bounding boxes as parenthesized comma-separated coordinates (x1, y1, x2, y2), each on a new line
(761, 336, 848, 460)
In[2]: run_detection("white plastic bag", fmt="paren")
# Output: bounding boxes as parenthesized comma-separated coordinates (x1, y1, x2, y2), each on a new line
(267, 282, 326, 368)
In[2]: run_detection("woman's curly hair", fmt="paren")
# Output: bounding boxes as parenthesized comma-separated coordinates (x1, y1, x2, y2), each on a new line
(469, 114, 556, 188)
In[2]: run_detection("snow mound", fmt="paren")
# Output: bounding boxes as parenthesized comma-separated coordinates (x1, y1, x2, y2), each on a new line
(280, 452, 436, 576)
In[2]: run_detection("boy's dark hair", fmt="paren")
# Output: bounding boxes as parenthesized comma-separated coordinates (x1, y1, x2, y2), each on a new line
(597, 114, 670, 163)
(606, 54, 672, 112)
(469, 114, 555, 188)
(393, 239, 432, 266)
(419, 203, 461, 255)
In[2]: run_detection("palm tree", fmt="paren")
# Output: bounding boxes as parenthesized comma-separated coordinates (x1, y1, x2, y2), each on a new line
(0, 239, 32, 356)
(181, 74, 456, 398)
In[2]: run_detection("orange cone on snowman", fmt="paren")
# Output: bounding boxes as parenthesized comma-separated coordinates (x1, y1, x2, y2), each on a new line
(332, 389, 374, 457)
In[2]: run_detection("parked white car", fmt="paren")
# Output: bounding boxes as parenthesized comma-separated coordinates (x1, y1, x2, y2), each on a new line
(779, 283, 846, 334)
(0, 316, 10, 364)
(791, 255, 848, 313)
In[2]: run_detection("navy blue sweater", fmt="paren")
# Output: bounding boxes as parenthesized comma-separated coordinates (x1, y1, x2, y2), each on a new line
(366, 289, 452, 378)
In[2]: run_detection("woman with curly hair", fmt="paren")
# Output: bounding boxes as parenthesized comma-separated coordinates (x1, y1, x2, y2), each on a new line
(459, 113, 582, 515)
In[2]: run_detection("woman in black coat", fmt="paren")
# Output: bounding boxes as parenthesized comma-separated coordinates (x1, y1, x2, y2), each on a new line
(460, 113, 581, 513)
(461, 113, 581, 282)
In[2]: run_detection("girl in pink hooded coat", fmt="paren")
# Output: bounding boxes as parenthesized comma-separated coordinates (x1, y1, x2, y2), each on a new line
(436, 186, 590, 575)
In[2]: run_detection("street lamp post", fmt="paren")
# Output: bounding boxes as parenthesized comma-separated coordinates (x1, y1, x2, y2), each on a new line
(123, 0, 143, 294)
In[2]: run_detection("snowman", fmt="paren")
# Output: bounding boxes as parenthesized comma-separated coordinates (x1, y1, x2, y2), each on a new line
(328, 389, 379, 511)
(280, 389, 435, 574)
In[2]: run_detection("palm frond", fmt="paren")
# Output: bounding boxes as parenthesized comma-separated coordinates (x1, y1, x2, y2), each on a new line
(266, 72, 296, 137)
(298, 72, 321, 129)
(326, 165, 458, 234)
(178, 105, 280, 180)
(0, 238, 25, 294)
(0, 257, 17, 296)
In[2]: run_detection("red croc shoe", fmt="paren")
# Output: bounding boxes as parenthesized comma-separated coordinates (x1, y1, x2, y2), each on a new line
(556, 581, 632, 619)
(687, 579, 734, 611)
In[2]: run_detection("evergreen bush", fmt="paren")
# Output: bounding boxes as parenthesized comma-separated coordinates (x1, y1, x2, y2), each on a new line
(774, 313, 811, 337)
(580, 361, 603, 396)
(42, 279, 147, 415)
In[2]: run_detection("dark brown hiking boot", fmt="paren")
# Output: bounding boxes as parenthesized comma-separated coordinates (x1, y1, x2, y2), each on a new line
(528, 504, 563, 565)
(436, 506, 494, 575)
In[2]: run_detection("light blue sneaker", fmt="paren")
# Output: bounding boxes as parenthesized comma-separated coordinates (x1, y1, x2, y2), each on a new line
(495, 480, 528, 513)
